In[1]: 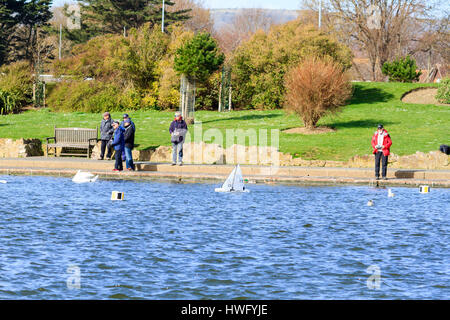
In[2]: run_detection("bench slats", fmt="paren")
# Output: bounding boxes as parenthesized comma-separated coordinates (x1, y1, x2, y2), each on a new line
(46, 126, 98, 158)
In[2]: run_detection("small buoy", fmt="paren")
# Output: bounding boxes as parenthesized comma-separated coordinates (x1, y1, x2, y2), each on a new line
(419, 185, 430, 193)
(388, 189, 395, 197)
(367, 200, 374, 206)
(111, 191, 124, 201)
(0, 180, 7, 184)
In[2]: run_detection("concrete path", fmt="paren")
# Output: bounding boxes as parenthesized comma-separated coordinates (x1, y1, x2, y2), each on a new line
(0, 157, 449, 187)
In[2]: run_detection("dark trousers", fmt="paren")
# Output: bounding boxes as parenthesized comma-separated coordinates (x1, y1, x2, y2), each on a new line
(114, 149, 123, 170)
(100, 140, 112, 159)
(375, 152, 388, 178)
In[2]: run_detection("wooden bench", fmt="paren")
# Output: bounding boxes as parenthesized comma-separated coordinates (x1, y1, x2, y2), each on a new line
(46, 127, 98, 158)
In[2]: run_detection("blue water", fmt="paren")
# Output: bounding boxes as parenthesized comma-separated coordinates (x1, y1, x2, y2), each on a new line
(0, 175, 448, 299)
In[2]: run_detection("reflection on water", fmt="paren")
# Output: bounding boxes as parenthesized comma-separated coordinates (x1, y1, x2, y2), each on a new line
(0, 175, 448, 299)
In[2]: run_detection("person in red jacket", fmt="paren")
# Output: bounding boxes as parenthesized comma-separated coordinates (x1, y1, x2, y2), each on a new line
(371, 124, 392, 180)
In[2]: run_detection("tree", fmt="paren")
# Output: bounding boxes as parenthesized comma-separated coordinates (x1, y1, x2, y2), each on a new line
(0, 0, 53, 67)
(174, 32, 224, 83)
(169, 0, 214, 33)
(284, 57, 352, 129)
(382, 55, 421, 82)
(215, 8, 274, 55)
(302, 0, 446, 81)
(69, 0, 190, 39)
(174, 32, 224, 121)
(231, 19, 353, 109)
(0, 1, 22, 66)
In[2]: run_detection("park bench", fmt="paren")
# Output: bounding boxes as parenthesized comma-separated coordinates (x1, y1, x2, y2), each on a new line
(46, 127, 98, 158)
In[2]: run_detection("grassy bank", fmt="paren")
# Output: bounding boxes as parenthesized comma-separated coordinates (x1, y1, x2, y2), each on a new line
(0, 82, 448, 161)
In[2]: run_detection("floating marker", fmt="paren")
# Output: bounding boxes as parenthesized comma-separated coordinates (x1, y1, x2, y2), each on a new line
(0, 180, 7, 184)
(419, 186, 430, 193)
(367, 200, 374, 207)
(388, 189, 395, 197)
(111, 191, 124, 201)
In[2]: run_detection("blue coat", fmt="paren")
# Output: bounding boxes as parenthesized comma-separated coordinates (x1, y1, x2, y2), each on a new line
(111, 126, 125, 151)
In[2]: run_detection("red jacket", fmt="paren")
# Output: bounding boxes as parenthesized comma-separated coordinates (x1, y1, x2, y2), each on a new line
(371, 129, 392, 156)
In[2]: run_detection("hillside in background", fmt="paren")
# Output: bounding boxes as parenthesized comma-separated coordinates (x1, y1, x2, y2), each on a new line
(211, 8, 300, 31)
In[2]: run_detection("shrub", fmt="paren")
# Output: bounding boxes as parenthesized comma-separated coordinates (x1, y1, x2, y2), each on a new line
(48, 80, 122, 113)
(0, 61, 33, 114)
(0, 89, 20, 115)
(284, 57, 352, 129)
(382, 55, 422, 82)
(436, 77, 450, 104)
(231, 21, 353, 109)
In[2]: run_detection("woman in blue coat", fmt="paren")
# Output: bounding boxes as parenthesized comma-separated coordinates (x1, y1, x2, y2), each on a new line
(111, 121, 125, 171)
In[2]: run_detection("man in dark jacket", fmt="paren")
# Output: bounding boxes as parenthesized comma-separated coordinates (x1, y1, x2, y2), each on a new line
(169, 111, 188, 166)
(120, 113, 135, 161)
(111, 121, 125, 171)
(123, 119, 135, 171)
(99, 112, 114, 160)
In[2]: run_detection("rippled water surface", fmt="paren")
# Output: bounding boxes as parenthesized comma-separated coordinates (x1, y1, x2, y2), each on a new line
(0, 175, 448, 299)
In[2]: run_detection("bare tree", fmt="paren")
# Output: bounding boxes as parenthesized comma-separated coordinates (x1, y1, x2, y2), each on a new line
(301, 0, 446, 81)
(169, 0, 214, 33)
(215, 9, 275, 55)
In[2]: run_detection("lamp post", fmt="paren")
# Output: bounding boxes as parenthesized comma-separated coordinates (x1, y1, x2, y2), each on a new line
(318, 0, 322, 29)
(59, 23, 62, 60)
(162, 0, 165, 33)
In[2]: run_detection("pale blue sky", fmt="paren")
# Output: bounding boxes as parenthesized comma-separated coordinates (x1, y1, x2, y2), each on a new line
(52, 0, 301, 10)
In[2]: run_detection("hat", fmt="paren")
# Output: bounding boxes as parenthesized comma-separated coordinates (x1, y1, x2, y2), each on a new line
(113, 120, 120, 125)
(123, 113, 129, 118)
(377, 124, 383, 129)
(174, 111, 181, 118)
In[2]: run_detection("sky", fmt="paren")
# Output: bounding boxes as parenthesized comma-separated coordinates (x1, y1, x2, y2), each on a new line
(52, 0, 301, 10)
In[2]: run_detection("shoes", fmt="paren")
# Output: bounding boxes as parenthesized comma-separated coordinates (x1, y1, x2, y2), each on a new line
(382, 177, 388, 180)
(171, 163, 176, 166)
(375, 176, 380, 180)
(113, 169, 122, 172)
(178, 163, 183, 166)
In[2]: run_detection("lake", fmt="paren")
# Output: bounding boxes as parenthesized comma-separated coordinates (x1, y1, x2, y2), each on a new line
(0, 175, 448, 299)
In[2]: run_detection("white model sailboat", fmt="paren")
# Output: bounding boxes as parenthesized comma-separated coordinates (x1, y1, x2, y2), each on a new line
(215, 164, 249, 193)
(72, 170, 99, 183)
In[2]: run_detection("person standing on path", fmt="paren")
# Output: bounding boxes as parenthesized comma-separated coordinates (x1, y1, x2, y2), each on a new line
(111, 121, 125, 171)
(120, 113, 135, 161)
(99, 112, 114, 160)
(169, 112, 188, 166)
(371, 124, 392, 180)
(123, 119, 135, 171)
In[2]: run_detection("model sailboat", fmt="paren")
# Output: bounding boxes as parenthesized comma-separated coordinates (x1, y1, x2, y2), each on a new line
(215, 164, 249, 193)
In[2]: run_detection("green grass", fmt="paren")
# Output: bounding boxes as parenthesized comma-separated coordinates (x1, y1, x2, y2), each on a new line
(0, 82, 448, 161)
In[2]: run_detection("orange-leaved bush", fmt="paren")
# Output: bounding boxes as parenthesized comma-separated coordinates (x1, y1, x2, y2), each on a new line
(284, 57, 352, 129)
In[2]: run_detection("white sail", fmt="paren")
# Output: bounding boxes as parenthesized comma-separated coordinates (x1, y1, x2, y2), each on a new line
(215, 165, 249, 192)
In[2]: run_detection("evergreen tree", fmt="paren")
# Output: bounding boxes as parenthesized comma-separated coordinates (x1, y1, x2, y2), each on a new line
(0, 0, 53, 66)
(0, 0, 25, 66)
(66, 0, 190, 42)
(382, 55, 422, 83)
(174, 32, 224, 82)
